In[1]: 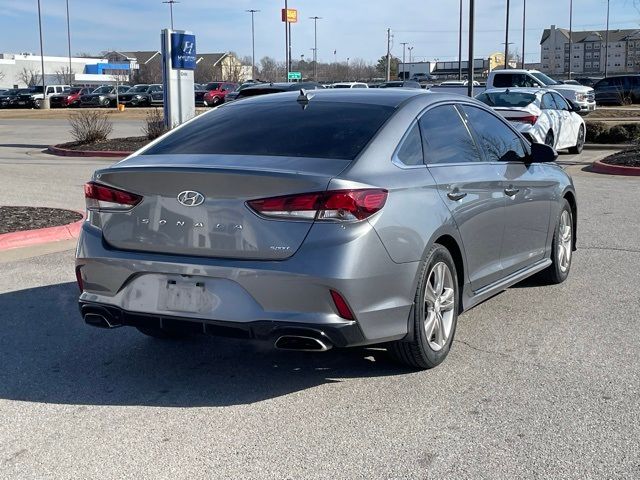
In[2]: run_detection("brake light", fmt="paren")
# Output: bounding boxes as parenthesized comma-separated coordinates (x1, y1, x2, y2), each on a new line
(247, 189, 388, 221)
(75, 265, 84, 292)
(84, 182, 142, 211)
(512, 115, 538, 125)
(330, 290, 355, 320)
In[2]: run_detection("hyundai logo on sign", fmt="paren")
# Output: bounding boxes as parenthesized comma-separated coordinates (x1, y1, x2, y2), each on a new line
(171, 33, 196, 70)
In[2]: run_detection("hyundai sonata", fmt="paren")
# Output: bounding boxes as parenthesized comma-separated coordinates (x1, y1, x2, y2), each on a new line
(76, 89, 577, 369)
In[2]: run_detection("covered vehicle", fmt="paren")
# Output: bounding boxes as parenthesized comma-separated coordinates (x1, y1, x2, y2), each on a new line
(476, 88, 586, 153)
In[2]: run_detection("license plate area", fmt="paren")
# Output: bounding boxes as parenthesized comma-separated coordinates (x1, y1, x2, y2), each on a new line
(158, 279, 206, 313)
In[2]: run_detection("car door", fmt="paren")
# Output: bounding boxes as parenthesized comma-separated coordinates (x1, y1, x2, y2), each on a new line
(419, 103, 506, 291)
(540, 93, 561, 148)
(551, 92, 576, 149)
(461, 104, 555, 278)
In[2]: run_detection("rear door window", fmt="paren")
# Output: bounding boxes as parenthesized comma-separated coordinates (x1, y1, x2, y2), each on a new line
(541, 93, 558, 110)
(552, 92, 570, 110)
(145, 100, 396, 160)
(461, 105, 528, 162)
(418, 104, 482, 164)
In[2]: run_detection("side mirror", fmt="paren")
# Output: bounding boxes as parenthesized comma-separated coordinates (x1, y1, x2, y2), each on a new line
(568, 100, 582, 113)
(528, 142, 558, 163)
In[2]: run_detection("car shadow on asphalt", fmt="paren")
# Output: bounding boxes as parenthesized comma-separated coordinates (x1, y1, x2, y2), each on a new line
(0, 282, 415, 407)
(0, 143, 50, 149)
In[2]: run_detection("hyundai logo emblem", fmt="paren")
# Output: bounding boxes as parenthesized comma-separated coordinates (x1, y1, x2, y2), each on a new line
(177, 190, 205, 207)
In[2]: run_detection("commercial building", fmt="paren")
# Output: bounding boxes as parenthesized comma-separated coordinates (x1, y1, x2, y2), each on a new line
(540, 25, 640, 76)
(0, 53, 103, 88)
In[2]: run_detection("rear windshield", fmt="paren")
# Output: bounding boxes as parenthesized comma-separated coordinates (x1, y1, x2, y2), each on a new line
(144, 100, 395, 160)
(476, 91, 536, 107)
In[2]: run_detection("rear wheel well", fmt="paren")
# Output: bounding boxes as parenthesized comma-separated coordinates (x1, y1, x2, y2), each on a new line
(434, 235, 465, 312)
(563, 191, 578, 249)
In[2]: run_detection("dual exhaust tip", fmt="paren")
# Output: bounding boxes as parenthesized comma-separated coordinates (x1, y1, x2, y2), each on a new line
(83, 312, 333, 352)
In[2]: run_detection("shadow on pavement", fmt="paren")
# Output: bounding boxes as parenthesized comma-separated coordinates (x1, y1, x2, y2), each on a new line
(0, 282, 413, 407)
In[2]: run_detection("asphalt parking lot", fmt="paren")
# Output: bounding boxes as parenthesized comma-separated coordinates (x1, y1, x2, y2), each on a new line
(0, 118, 639, 479)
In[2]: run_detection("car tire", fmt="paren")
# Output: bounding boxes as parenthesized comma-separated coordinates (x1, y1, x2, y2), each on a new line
(390, 244, 459, 369)
(568, 125, 585, 154)
(100, 98, 111, 108)
(539, 199, 573, 285)
(34, 99, 42, 109)
(136, 325, 190, 340)
(210, 96, 222, 106)
(544, 130, 555, 149)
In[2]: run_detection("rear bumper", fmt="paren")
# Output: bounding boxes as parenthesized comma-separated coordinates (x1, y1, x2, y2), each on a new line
(79, 301, 365, 347)
(76, 221, 418, 346)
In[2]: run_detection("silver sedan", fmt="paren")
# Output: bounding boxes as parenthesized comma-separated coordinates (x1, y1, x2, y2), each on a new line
(76, 89, 577, 369)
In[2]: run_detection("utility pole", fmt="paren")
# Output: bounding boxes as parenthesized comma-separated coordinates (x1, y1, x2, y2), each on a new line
(467, 0, 475, 97)
(458, 0, 463, 80)
(37, 0, 48, 109)
(568, 0, 573, 78)
(310, 16, 322, 81)
(66, 0, 72, 82)
(400, 42, 408, 80)
(604, 0, 610, 77)
(284, 0, 289, 80)
(246, 9, 259, 80)
(386, 28, 392, 81)
(504, 0, 510, 69)
(521, 0, 527, 69)
(162, 0, 179, 29)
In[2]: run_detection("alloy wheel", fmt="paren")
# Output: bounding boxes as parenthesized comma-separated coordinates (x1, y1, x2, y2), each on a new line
(424, 262, 455, 352)
(558, 210, 572, 273)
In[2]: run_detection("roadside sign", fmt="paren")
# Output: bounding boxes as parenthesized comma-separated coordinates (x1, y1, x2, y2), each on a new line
(287, 71, 302, 80)
(281, 8, 298, 23)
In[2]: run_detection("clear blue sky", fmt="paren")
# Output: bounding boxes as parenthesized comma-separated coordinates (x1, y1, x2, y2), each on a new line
(0, 0, 638, 63)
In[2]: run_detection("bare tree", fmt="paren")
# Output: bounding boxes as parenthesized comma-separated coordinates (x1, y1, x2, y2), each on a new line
(132, 61, 162, 84)
(75, 52, 96, 58)
(16, 68, 41, 86)
(258, 56, 278, 82)
(55, 66, 74, 85)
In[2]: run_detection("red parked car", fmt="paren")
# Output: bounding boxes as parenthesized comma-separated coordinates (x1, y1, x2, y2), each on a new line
(203, 82, 238, 106)
(49, 87, 93, 108)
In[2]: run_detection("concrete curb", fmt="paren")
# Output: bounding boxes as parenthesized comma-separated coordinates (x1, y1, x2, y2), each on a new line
(48, 144, 132, 158)
(583, 143, 633, 151)
(0, 211, 85, 251)
(591, 160, 640, 176)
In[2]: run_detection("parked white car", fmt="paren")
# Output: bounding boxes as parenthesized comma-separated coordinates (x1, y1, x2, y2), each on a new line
(331, 82, 369, 89)
(476, 88, 586, 154)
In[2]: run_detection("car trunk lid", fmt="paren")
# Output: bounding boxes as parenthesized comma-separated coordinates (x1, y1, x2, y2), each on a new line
(91, 154, 349, 260)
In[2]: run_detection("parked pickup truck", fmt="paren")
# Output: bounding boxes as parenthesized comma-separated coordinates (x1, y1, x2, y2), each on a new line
(428, 69, 596, 114)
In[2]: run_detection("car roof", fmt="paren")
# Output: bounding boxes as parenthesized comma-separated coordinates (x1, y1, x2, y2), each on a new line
(227, 88, 471, 109)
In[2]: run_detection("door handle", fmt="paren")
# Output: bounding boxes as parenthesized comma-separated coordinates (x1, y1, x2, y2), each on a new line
(504, 187, 520, 197)
(447, 190, 467, 201)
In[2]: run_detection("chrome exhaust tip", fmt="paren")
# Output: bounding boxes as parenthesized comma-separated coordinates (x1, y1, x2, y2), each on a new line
(84, 312, 118, 329)
(274, 335, 332, 352)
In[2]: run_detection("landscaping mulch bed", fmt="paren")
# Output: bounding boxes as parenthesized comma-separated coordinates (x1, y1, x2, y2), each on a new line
(57, 136, 150, 152)
(601, 147, 640, 167)
(0, 206, 82, 234)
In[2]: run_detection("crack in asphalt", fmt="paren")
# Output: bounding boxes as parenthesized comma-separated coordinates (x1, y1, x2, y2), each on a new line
(453, 339, 547, 370)
(580, 245, 640, 254)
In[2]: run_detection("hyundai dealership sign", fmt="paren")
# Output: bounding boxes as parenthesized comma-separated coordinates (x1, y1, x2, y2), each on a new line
(161, 29, 196, 128)
(170, 33, 196, 70)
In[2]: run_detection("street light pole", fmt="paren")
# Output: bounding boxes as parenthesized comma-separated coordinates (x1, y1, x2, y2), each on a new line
(386, 28, 392, 81)
(458, 0, 463, 80)
(604, 0, 610, 77)
(568, 0, 573, 78)
(66, 0, 72, 81)
(246, 9, 260, 80)
(504, 0, 510, 69)
(310, 16, 322, 81)
(467, 0, 475, 97)
(521, 0, 526, 69)
(400, 42, 408, 80)
(162, 0, 179, 29)
(284, 0, 289, 80)
(408, 46, 414, 64)
(37, 0, 48, 109)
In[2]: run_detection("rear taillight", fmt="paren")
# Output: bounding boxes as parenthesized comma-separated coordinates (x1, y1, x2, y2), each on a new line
(75, 265, 84, 292)
(511, 115, 538, 125)
(84, 182, 142, 211)
(247, 189, 388, 222)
